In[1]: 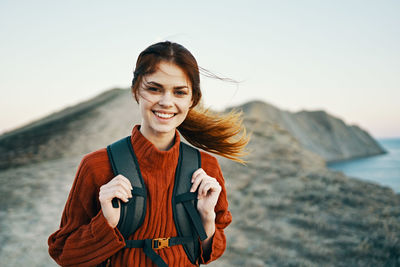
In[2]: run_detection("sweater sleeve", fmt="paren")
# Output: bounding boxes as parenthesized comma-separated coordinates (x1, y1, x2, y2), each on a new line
(199, 152, 233, 264)
(48, 153, 126, 267)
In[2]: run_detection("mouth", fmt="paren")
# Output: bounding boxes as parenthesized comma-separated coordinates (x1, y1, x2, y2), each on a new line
(153, 111, 176, 119)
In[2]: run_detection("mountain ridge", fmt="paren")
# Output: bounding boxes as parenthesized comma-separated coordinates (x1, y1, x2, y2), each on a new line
(0, 89, 385, 169)
(234, 100, 386, 162)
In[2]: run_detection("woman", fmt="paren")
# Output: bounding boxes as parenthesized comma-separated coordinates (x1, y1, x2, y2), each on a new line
(48, 41, 248, 266)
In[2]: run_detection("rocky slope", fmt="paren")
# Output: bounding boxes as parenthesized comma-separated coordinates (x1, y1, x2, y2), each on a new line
(0, 88, 399, 266)
(237, 101, 386, 162)
(0, 89, 140, 170)
(209, 118, 399, 266)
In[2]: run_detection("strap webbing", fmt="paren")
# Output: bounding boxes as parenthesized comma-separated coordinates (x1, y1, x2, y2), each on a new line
(125, 237, 193, 267)
(131, 187, 145, 197)
(107, 137, 206, 265)
(182, 202, 208, 241)
(175, 192, 196, 203)
(106, 136, 146, 238)
(175, 192, 207, 241)
(143, 239, 167, 267)
(110, 187, 144, 207)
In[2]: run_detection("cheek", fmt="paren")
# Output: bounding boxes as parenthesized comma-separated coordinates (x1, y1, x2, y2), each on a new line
(138, 89, 153, 104)
(138, 98, 154, 117)
(177, 98, 192, 112)
(138, 91, 158, 107)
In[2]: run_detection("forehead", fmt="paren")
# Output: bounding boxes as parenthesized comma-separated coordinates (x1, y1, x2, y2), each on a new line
(145, 61, 190, 88)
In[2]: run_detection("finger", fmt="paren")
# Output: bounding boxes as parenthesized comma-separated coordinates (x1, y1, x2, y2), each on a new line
(103, 186, 131, 201)
(190, 172, 205, 192)
(120, 175, 133, 190)
(104, 183, 132, 198)
(199, 180, 217, 198)
(113, 175, 133, 190)
(199, 180, 221, 198)
(198, 182, 212, 198)
(99, 187, 129, 204)
(191, 168, 205, 182)
(113, 189, 130, 203)
(114, 185, 132, 199)
(110, 176, 132, 197)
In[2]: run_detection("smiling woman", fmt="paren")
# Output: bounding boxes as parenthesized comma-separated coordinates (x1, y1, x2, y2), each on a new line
(48, 41, 249, 267)
(136, 62, 194, 149)
(132, 42, 249, 162)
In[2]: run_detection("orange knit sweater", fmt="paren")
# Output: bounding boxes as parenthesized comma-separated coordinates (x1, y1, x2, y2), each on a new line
(48, 125, 232, 267)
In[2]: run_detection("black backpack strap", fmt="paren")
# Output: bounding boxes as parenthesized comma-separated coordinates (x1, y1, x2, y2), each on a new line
(125, 237, 193, 267)
(106, 137, 208, 266)
(173, 142, 208, 264)
(106, 136, 146, 239)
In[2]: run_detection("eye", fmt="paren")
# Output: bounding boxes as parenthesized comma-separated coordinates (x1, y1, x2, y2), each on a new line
(175, 90, 188, 96)
(146, 87, 160, 92)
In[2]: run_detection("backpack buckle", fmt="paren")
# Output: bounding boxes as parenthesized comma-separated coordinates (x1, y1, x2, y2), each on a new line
(152, 238, 170, 250)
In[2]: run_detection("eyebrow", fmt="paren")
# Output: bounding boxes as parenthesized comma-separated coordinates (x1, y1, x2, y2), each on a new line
(147, 81, 189, 90)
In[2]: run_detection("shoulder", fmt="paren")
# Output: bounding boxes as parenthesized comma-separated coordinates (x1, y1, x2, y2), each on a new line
(77, 148, 114, 188)
(199, 151, 219, 167)
(80, 148, 109, 169)
(199, 151, 224, 182)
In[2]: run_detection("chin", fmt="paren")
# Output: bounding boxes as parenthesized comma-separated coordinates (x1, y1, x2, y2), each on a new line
(149, 122, 179, 135)
(150, 115, 186, 133)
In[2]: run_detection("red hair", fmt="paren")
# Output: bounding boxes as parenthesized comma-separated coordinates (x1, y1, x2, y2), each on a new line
(131, 41, 249, 163)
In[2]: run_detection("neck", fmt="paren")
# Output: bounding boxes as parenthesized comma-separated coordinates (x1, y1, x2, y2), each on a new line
(139, 126, 176, 151)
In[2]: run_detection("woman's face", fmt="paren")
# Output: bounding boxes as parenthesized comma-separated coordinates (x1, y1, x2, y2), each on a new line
(137, 61, 193, 139)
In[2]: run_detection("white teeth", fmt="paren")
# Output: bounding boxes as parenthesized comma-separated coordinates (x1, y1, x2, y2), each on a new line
(154, 111, 174, 119)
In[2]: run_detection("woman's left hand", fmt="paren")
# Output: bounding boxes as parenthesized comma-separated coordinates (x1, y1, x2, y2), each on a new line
(190, 168, 222, 221)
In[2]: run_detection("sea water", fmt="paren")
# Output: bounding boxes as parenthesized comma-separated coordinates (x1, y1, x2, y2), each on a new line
(327, 138, 400, 193)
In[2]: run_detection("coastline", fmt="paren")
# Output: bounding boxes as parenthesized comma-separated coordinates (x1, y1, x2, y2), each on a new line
(327, 137, 400, 193)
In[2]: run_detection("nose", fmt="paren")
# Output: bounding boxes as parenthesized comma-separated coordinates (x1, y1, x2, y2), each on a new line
(158, 91, 173, 107)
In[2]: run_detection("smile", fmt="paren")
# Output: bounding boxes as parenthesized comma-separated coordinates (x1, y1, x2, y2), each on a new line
(153, 111, 176, 119)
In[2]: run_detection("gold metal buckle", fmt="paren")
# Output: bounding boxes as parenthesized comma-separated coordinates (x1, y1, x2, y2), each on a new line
(152, 237, 170, 250)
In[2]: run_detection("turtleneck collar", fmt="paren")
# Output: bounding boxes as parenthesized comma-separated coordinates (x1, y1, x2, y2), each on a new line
(130, 125, 181, 170)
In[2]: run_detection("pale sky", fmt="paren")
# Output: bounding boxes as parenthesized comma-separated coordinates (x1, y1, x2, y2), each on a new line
(1, 0, 399, 138)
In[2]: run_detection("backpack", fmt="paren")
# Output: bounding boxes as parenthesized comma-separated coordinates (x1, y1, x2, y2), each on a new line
(105, 136, 207, 267)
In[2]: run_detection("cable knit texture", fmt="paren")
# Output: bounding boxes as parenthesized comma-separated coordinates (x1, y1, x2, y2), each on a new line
(48, 125, 232, 267)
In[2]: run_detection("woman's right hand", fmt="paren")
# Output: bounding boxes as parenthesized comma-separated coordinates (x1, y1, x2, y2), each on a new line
(99, 175, 133, 228)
